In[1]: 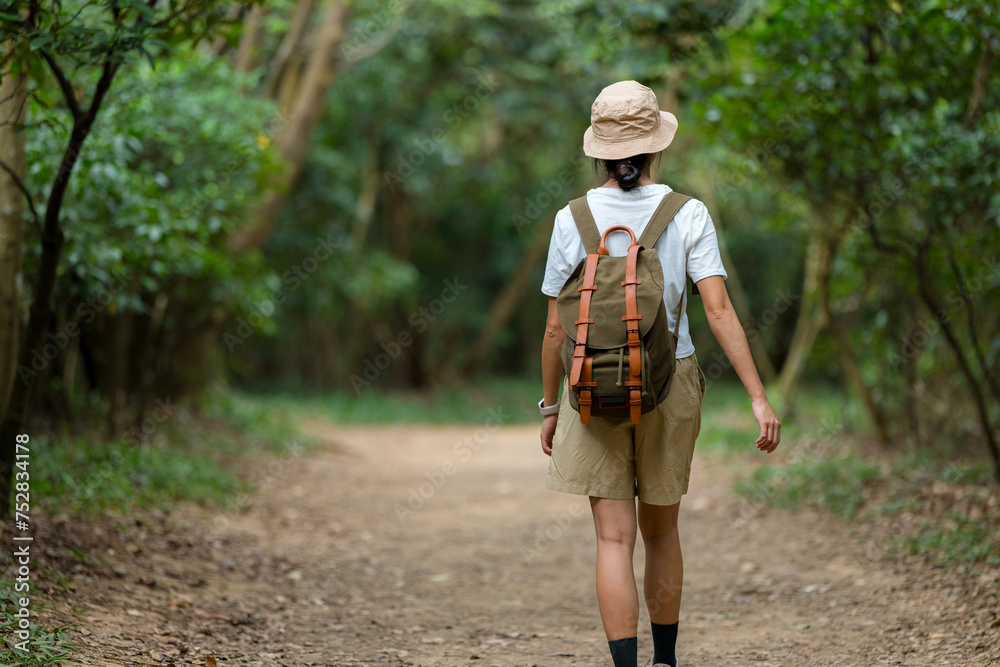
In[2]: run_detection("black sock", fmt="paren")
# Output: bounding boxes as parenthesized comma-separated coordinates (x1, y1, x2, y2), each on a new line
(650, 621, 678, 666)
(607, 636, 637, 667)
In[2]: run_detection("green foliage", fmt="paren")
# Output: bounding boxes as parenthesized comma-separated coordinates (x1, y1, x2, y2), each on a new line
(0, 1, 240, 69)
(734, 431, 998, 570)
(27, 433, 250, 514)
(737, 453, 1000, 570)
(242, 0, 761, 390)
(904, 514, 1000, 567)
(697, 0, 1000, 453)
(736, 455, 882, 518)
(254, 376, 541, 425)
(23, 50, 280, 320)
(0, 575, 73, 665)
(5, 0, 998, 488)
(25, 391, 304, 515)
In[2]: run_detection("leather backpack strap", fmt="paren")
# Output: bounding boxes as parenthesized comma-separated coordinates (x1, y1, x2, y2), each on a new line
(579, 358, 594, 425)
(636, 191, 692, 249)
(569, 253, 600, 388)
(569, 196, 602, 253)
(622, 243, 643, 424)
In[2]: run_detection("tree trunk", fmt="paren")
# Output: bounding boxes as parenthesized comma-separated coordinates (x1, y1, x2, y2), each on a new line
(211, 4, 246, 56)
(104, 310, 136, 441)
(963, 38, 994, 129)
(817, 233, 891, 446)
(900, 313, 923, 449)
(263, 0, 317, 99)
(0, 57, 120, 518)
(775, 230, 824, 410)
(229, 0, 352, 252)
(0, 46, 27, 418)
(912, 246, 1000, 482)
(234, 4, 267, 73)
(462, 218, 553, 376)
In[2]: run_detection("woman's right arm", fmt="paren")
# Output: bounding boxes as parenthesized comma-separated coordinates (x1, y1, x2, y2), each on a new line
(540, 296, 565, 455)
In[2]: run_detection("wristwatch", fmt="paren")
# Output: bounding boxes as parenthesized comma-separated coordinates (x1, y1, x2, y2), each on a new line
(538, 398, 560, 416)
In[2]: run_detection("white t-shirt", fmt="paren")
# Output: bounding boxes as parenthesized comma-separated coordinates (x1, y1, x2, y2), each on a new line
(541, 183, 728, 359)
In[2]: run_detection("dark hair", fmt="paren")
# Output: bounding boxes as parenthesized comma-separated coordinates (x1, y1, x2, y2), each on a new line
(595, 153, 650, 191)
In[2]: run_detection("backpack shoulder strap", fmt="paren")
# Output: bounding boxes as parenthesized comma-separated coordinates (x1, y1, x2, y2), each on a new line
(568, 196, 601, 253)
(637, 191, 692, 249)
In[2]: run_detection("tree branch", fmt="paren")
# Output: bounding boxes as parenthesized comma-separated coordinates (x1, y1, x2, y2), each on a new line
(0, 158, 40, 228)
(84, 59, 120, 122)
(964, 37, 995, 129)
(913, 245, 1000, 481)
(262, 0, 316, 98)
(944, 227, 1000, 407)
(342, 7, 409, 67)
(849, 180, 912, 256)
(40, 50, 81, 119)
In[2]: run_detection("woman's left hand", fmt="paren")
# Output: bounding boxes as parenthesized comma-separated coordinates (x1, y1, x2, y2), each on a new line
(540, 415, 558, 456)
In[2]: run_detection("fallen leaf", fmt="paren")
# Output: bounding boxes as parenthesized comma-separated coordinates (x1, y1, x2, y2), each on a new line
(206, 658, 217, 667)
(167, 594, 193, 608)
(194, 609, 233, 622)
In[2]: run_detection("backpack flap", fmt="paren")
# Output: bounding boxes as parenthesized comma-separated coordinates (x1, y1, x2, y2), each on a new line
(557, 252, 665, 349)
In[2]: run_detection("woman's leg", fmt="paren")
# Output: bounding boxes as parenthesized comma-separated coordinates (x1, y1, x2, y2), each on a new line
(589, 496, 639, 639)
(638, 500, 682, 666)
(637, 500, 682, 622)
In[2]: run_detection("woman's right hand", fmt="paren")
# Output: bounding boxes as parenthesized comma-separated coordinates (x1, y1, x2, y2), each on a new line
(751, 397, 781, 453)
(540, 415, 558, 456)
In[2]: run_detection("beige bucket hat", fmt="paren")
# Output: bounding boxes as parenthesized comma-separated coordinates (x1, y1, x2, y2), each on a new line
(583, 81, 678, 159)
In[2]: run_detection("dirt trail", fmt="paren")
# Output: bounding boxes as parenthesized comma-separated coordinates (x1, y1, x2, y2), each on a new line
(43, 419, 1000, 666)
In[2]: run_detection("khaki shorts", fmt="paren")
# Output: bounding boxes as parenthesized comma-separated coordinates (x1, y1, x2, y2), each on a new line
(546, 354, 706, 506)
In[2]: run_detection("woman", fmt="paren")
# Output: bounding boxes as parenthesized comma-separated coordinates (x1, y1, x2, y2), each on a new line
(538, 81, 781, 667)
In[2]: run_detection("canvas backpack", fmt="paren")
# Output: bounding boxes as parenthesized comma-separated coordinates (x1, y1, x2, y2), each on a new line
(557, 191, 690, 425)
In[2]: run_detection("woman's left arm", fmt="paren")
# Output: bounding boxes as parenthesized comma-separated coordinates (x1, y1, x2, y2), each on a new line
(696, 275, 781, 453)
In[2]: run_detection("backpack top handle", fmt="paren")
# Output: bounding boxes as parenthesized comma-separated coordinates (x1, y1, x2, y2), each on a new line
(598, 225, 638, 255)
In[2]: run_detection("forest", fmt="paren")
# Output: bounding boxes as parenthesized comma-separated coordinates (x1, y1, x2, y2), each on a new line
(0, 1, 998, 665)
